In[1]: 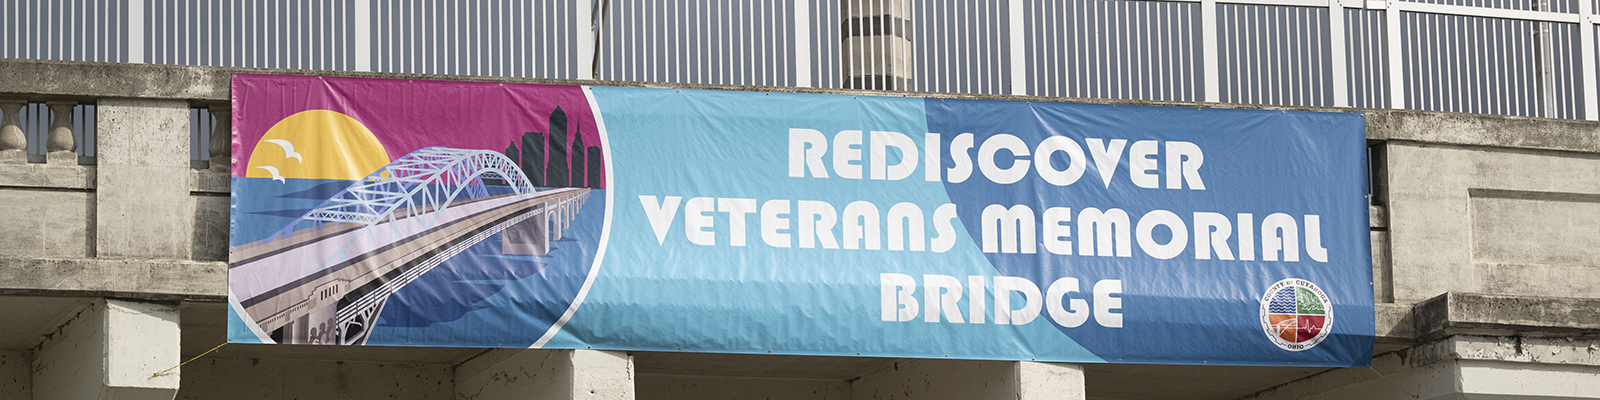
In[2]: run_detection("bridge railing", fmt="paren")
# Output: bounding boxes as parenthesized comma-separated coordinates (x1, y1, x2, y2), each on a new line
(2, 0, 1598, 166)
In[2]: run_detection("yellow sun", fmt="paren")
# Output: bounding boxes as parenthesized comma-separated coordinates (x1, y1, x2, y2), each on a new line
(246, 110, 391, 181)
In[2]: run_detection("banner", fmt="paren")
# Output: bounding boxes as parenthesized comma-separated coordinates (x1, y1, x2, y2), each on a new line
(228, 74, 1373, 367)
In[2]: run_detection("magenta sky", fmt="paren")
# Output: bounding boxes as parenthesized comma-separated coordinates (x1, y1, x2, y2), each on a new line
(232, 74, 605, 188)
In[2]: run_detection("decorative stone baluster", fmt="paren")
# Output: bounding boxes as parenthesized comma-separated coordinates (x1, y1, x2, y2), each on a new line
(0, 101, 24, 164)
(208, 107, 231, 171)
(45, 102, 77, 164)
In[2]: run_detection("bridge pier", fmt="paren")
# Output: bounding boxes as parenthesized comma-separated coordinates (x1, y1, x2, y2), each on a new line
(456, 349, 635, 400)
(31, 299, 180, 400)
(503, 205, 552, 256)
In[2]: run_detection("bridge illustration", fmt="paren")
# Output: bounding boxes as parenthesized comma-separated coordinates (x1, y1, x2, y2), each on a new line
(229, 147, 593, 345)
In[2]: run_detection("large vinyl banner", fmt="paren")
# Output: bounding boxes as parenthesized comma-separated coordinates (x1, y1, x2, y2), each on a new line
(229, 74, 1373, 367)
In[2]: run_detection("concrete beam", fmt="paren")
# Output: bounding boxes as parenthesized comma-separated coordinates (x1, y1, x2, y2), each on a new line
(0, 257, 226, 301)
(95, 98, 192, 259)
(1412, 292, 1600, 341)
(1367, 109, 1600, 154)
(1242, 338, 1600, 400)
(456, 349, 636, 400)
(849, 359, 1085, 400)
(31, 299, 180, 400)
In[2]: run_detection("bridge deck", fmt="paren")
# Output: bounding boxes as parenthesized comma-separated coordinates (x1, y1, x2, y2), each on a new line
(232, 188, 586, 333)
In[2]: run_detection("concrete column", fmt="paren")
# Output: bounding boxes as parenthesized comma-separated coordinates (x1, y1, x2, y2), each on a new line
(207, 107, 230, 171)
(1017, 362, 1086, 400)
(0, 350, 29, 399)
(94, 99, 192, 258)
(0, 101, 24, 164)
(841, 0, 913, 90)
(456, 349, 635, 400)
(850, 359, 1086, 400)
(32, 299, 181, 400)
(45, 102, 77, 165)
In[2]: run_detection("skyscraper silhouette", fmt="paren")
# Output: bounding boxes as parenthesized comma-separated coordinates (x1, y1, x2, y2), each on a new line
(502, 142, 521, 186)
(587, 147, 603, 189)
(547, 107, 571, 187)
(572, 125, 586, 188)
(521, 131, 545, 186)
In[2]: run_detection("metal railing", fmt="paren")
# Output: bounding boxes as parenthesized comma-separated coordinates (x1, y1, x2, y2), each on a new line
(4, 0, 1600, 163)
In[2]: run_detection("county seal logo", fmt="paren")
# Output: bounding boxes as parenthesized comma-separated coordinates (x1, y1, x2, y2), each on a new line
(1259, 279, 1332, 351)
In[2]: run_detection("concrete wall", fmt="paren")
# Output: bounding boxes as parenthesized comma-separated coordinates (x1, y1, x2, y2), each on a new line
(0, 165, 94, 258)
(849, 359, 1021, 400)
(1383, 141, 1600, 302)
(176, 358, 454, 400)
(0, 350, 27, 400)
(636, 374, 850, 400)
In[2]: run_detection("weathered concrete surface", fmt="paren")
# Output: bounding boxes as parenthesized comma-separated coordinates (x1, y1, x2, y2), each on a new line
(1412, 292, 1600, 341)
(188, 169, 230, 262)
(175, 358, 453, 400)
(1367, 110, 1600, 154)
(1242, 342, 1600, 400)
(456, 349, 634, 400)
(1471, 192, 1600, 266)
(95, 98, 192, 259)
(636, 374, 849, 400)
(1383, 142, 1600, 302)
(0, 163, 94, 189)
(0, 350, 28, 400)
(848, 359, 1084, 400)
(632, 351, 898, 380)
(189, 194, 228, 262)
(0, 189, 92, 259)
(1017, 362, 1085, 400)
(0, 257, 225, 301)
(31, 299, 179, 400)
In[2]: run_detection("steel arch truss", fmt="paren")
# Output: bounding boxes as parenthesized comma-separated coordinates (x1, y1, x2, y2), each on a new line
(266, 147, 537, 242)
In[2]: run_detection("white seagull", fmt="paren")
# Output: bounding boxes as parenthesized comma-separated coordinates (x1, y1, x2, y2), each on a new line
(263, 139, 303, 163)
(256, 166, 286, 183)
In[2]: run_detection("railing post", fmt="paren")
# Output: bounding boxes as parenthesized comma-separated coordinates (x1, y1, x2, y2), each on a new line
(1583, 0, 1599, 120)
(355, 0, 371, 72)
(128, 0, 143, 63)
(796, 0, 814, 88)
(1536, 0, 1557, 118)
(577, 0, 596, 80)
(1202, 0, 1220, 103)
(1330, 0, 1349, 107)
(1383, 0, 1404, 109)
(1008, 0, 1028, 96)
(45, 102, 76, 165)
(0, 101, 24, 164)
(208, 107, 231, 171)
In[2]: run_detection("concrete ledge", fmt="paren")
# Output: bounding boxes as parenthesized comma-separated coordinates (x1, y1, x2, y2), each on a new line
(0, 163, 94, 190)
(0, 257, 224, 301)
(1412, 292, 1600, 341)
(189, 168, 228, 195)
(1367, 110, 1600, 154)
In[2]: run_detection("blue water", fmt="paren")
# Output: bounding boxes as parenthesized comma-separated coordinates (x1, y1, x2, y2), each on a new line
(365, 189, 608, 348)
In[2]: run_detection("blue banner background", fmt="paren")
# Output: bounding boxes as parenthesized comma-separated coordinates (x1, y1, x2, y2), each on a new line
(545, 88, 1372, 366)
